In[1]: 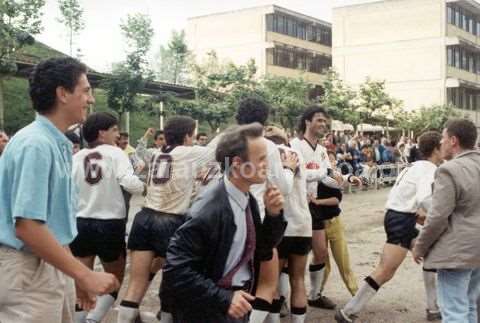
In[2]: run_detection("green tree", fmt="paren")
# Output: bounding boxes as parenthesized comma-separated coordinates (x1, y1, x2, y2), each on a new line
(355, 78, 403, 128)
(401, 104, 461, 137)
(103, 13, 154, 131)
(320, 69, 359, 127)
(153, 30, 190, 84)
(56, 0, 84, 56)
(0, 0, 45, 129)
(260, 75, 312, 131)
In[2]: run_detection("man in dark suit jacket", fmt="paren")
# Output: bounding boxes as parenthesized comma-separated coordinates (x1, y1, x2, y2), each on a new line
(160, 123, 286, 323)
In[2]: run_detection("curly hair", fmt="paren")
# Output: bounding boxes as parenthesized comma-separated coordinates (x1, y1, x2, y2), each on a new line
(297, 105, 329, 135)
(29, 57, 88, 114)
(235, 97, 270, 126)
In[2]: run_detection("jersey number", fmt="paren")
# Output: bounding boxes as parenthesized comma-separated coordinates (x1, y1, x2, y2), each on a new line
(84, 152, 103, 185)
(149, 154, 173, 185)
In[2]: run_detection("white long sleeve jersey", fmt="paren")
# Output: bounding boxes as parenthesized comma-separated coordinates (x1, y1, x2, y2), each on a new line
(72, 145, 144, 220)
(277, 145, 312, 237)
(144, 145, 215, 215)
(385, 160, 437, 214)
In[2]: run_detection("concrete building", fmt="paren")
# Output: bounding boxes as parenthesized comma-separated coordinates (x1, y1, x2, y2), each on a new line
(333, 0, 480, 126)
(186, 5, 332, 94)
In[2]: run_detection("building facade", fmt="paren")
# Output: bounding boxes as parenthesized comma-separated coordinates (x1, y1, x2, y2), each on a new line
(333, 0, 480, 126)
(186, 5, 332, 93)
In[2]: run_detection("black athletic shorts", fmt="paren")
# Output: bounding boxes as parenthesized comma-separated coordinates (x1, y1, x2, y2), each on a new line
(70, 218, 126, 263)
(127, 207, 186, 257)
(384, 209, 419, 250)
(309, 203, 325, 230)
(277, 237, 312, 259)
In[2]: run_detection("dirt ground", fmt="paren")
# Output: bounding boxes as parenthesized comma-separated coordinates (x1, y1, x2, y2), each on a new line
(106, 187, 433, 323)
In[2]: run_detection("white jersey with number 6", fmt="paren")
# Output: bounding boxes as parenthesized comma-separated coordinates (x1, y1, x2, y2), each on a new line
(72, 144, 144, 220)
(144, 145, 215, 215)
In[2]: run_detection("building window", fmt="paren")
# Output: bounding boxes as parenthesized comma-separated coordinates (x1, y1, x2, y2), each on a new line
(266, 13, 331, 46)
(447, 5, 480, 37)
(448, 46, 480, 75)
(267, 47, 331, 74)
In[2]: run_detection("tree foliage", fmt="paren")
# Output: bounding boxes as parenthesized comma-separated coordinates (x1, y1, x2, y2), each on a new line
(56, 0, 84, 56)
(0, 0, 45, 129)
(153, 30, 190, 85)
(400, 104, 461, 137)
(103, 13, 154, 130)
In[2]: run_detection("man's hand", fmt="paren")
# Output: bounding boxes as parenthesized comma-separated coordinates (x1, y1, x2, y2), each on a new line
(348, 175, 363, 187)
(264, 185, 284, 216)
(412, 248, 423, 264)
(228, 291, 254, 319)
(143, 127, 155, 139)
(416, 208, 427, 225)
(281, 151, 299, 172)
(75, 284, 96, 311)
(76, 270, 119, 296)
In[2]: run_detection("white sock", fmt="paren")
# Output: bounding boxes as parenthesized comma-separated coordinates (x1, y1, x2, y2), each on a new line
(343, 277, 378, 317)
(278, 270, 290, 300)
(309, 263, 325, 300)
(423, 269, 439, 312)
(74, 310, 87, 323)
(250, 309, 269, 323)
(264, 312, 280, 323)
(159, 311, 173, 323)
(292, 313, 306, 323)
(291, 307, 307, 323)
(85, 294, 116, 322)
(117, 304, 139, 323)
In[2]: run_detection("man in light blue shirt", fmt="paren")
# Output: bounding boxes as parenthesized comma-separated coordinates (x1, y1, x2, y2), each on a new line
(0, 57, 119, 323)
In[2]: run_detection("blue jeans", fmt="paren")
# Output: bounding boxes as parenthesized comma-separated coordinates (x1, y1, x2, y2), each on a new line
(437, 268, 480, 323)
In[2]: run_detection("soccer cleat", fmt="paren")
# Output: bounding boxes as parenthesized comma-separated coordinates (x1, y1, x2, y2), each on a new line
(308, 295, 336, 309)
(426, 309, 442, 321)
(334, 309, 356, 323)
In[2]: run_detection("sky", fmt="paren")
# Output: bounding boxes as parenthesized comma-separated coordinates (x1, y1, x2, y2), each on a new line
(35, 0, 369, 72)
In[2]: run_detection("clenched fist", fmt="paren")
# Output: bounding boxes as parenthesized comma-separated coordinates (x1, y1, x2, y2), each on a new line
(264, 184, 284, 216)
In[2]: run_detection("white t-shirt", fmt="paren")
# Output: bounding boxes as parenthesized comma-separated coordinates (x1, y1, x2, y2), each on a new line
(144, 145, 215, 215)
(385, 160, 437, 214)
(72, 144, 144, 220)
(277, 144, 312, 237)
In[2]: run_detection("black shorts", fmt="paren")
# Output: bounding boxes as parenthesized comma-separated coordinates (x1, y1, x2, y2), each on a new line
(70, 218, 126, 263)
(277, 237, 312, 259)
(309, 203, 325, 230)
(384, 209, 419, 250)
(127, 208, 186, 257)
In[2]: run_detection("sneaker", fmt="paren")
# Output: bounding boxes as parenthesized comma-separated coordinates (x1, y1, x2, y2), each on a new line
(308, 295, 336, 309)
(334, 309, 356, 323)
(280, 299, 289, 318)
(426, 309, 442, 321)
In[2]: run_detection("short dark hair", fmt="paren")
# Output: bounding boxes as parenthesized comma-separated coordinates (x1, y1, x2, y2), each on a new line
(216, 123, 264, 172)
(418, 131, 442, 158)
(445, 118, 478, 150)
(82, 112, 118, 144)
(29, 57, 88, 114)
(164, 116, 196, 149)
(119, 132, 129, 138)
(65, 130, 81, 145)
(298, 105, 329, 134)
(235, 97, 270, 126)
(196, 132, 207, 140)
(154, 130, 164, 140)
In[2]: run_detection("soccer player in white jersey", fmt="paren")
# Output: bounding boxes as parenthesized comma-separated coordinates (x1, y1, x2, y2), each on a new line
(117, 116, 216, 323)
(335, 131, 443, 323)
(291, 105, 361, 310)
(70, 112, 145, 323)
(265, 126, 312, 323)
(230, 98, 297, 323)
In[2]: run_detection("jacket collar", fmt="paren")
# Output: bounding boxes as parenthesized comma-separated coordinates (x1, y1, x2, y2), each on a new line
(454, 150, 480, 159)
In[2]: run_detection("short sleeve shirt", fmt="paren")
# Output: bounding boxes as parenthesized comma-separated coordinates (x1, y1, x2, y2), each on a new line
(0, 115, 77, 249)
